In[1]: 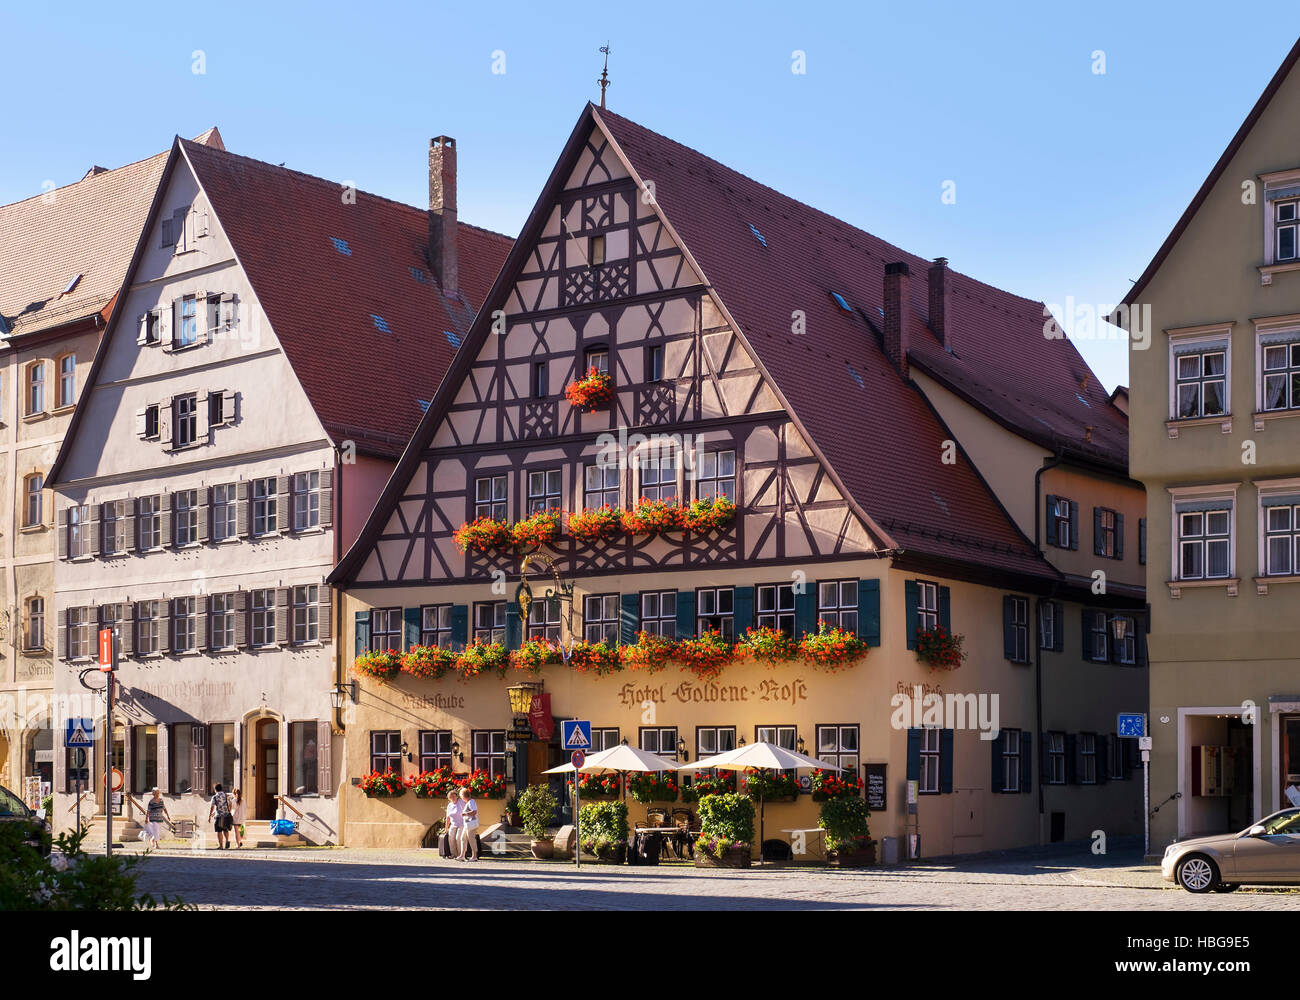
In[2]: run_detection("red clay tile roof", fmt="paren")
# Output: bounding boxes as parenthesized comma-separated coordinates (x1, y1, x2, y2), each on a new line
(596, 107, 1069, 580)
(181, 139, 512, 458)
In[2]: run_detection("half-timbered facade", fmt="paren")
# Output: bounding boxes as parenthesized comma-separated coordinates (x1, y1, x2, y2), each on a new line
(332, 104, 1147, 856)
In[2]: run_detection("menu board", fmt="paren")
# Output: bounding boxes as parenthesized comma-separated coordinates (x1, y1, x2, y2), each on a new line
(865, 763, 887, 812)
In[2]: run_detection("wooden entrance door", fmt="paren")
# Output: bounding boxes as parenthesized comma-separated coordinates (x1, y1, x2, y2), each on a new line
(1283, 716, 1300, 806)
(253, 720, 279, 819)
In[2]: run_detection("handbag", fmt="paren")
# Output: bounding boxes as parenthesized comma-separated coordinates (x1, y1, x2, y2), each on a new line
(269, 819, 297, 836)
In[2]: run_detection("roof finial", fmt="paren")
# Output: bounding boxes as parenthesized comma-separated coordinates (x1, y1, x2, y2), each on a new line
(598, 43, 611, 109)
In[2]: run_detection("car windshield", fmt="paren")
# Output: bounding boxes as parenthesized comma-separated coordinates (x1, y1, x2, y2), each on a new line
(0, 785, 29, 817)
(1259, 810, 1300, 835)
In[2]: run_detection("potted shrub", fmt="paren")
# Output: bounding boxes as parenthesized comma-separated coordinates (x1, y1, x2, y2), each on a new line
(358, 770, 406, 798)
(401, 644, 458, 680)
(693, 792, 754, 868)
(518, 784, 559, 859)
(621, 497, 688, 536)
(457, 640, 509, 679)
(915, 625, 966, 670)
(564, 368, 614, 412)
(567, 506, 624, 544)
(626, 771, 678, 803)
(409, 767, 457, 799)
(675, 628, 734, 680)
(511, 510, 561, 550)
(503, 792, 522, 827)
(352, 649, 402, 682)
(685, 494, 737, 532)
(567, 639, 622, 676)
(680, 770, 736, 802)
(578, 800, 629, 863)
(810, 767, 863, 801)
(618, 630, 677, 673)
(735, 625, 800, 668)
(452, 516, 513, 554)
(799, 621, 868, 672)
(819, 794, 875, 866)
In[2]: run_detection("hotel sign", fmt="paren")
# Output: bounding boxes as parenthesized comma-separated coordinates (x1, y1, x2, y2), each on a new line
(618, 677, 808, 708)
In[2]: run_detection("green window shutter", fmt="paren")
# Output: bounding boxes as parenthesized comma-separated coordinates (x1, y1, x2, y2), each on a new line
(1093, 507, 1105, 557)
(733, 586, 754, 638)
(990, 736, 1004, 793)
(794, 587, 816, 639)
(940, 729, 954, 793)
(857, 579, 880, 646)
(1115, 513, 1124, 559)
(1080, 608, 1091, 661)
(1065, 733, 1079, 784)
(905, 580, 919, 650)
(906, 728, 921, 781)
(1045, 494, 1058, 547)
(1096, 735, 1109, 785)
(1002, 596, 1016, 660)
(505, 603, 521, 650)
(675, 591, 695, 639)
(1053, 602, 1064, 652)
(1068, 501, 1079, 550)
(938, 586, 951, 631)
(1020, 732, 1032, 793)
(619, 593, 640, 645)
(450, 604, 468, 651)
(403, 607, 421, 651)
(353, 611, 370, 657)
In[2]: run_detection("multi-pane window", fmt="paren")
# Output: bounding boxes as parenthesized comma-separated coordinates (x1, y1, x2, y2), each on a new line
(293, 585, 318, 644)
(1276, 199, 1299, 262)
(1095, 508, 1117, 558)
(57, 354, 76, 408)
(136, 601, 162, 655)
(818, 580, 858, 633)
(1178, 508, 1231, 580)
(695, 449, 735, 500)
(172, 597, 197, 652)
(526, 469, 562, 514)
(583, 463, 619, 509)
(1000, 729, 1021, 792)
(212, 484, 237, 542)
(143, 404, 159, 439)
(755, 725, 798, 779)
(696, 586, 734, 639)
(250, 589, 276, 647)
(68, 504, 90, 558)
(174, 489, 198, 546)
(639, 726, 678, 761)
(528, 597, 562, 643)
(640, 591, 676, 638)
(1051, 496, 1072, 548)
(208, 392, 225, 428)
(1006, 596, 1029, 663)
(647, 344, 664, 383)
(583, 594, 619, 644)
(177, 295, 198, 348)
(473, 602, 505, 644)
(638, 450, 677, 502)
(24, 475, 42, 527)
(757, 583, 796, 635)
(585, 347, 609, 374)
(27, 362, 44, 414)
(1086, 610, 1108, 662)
(919, 727, 941, 794)
(293, 472, 320, 530)
(67, 606, 91, 659)
(591, 728, 620, 752)
(101, 500, 127, 555)
(98, 604, 123, 649)
(370, 731, 401, 776)
(419, 730, 453, 772)
(696, 726, 737, 773)
(24, 598, 44, 651)
(1079, 733, 1097, 785)
(1174, 349, 1226, 418)
(1262, 342, 1300, 412)
(370, 607, 400, 652)
(420, 604, 454, 648)
(474, 475, 507, 521)
(915, 580, 939, 631)
(174, 393, 198, 447)
(1265, 502, 1300, 576)
(1038, 601, 1056, 650)
(252, 477, 278, 535)
(138, 495, 161, 549)
(1111, 615, 1137, 665)
(1048, 732, 1066, 785)
(816, 724, 860, 774)
(210, 594, 236, 650)
(288, 722, 319, 795)
(472, 730, 506, 776)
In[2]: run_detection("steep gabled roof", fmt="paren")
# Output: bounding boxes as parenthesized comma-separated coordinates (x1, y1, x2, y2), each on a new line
(0, 129, 224, 340)
(180, 140, 512, 457)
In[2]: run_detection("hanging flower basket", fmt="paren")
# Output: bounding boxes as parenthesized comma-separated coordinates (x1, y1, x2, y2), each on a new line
(685, 495, 737, 532)
(675, 629, 734, 680)
(621, 497, 689, 536)
(915, 626, 966, 671)
(564, 368, 614, 412)
(567, 639, 622, 676)
(409, 767, 458, 799)
(810, 767, 863, 802)
(510, 638, 563, 674)
(567, 505, 625, 543)
(401, 644, 459, 680)
(618, 630, 678, 672)
(452, 517, 513, 555)
(457, 640, 509, 680)
(353, 649, 402, 682)
(511, 511, 561, 550)
(735, 625, 800, 668)
(799, 622, 868, 671)
(358, 770, 406, 798)
(626, 771, 679, 803)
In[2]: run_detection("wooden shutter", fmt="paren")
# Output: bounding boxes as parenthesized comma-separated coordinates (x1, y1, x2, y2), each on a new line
(120, 603, 135, 656)
(1044, 495, 1058, 546)
(319, 469, 334, 529)
(318, 588, 333, 642)
(195, 595, 209, 651)
(234, 591, 247, 647)
(990, 736, 1004, 793)
(1065, 733, 1079, 784)
(158, 600, 172, 654)
(159, 492, 173, 547)
(220, 293, 235, 331)
(619, 593, 639, 645)
(165, 299, 180, 350)
(1053, 601, 1064, 652)
(317, 721, 332, 796)
(56, 508, 68, 559)
(905, 728, 921, 781)
(450, 605, 467, 651)
(275, 475, 290, 533)
(1068, 500, 1079, 550)
(157, 300, 171, 344)
(135, 407, 148, 437)
(196, 392, 211, 445)
(1020, 732, 1032, 793)
(1115, 513, 1125, 559)
(159, 399, 173, 446)
(1136, 615, 1147, 666)
(88, 506, 100, 556)
(504, 603, 521, 650)
(275, 588, 290, 645)
(125, 498, 138, 553)
(236, 481, 250, 537)
(1139, 518, 1147, 565)
(221, 389, 236, 425)
(938, 586, 951, 631)
(206, 294, 220, 339)
(403, 607, 421, 651)
(940, 729, 955, 793)
(793, 587, 815, 638)
(857, 578, 880, 646)
(1080, 608, 1092, 661)
(137, 312, 150, 346)
(675, 590, 695, 639)
(191, 724, 208, 796)
(354, 610, 371, 656)
(1096, 735, 1109, 785)
(732, 586, 754, 636)
(56, 607, 67, 660)
(1093, 507, 1105, 556)
(904, 580, 919, 650)
(198, 489, 210, 542)
(1002, 596, 1016, 660)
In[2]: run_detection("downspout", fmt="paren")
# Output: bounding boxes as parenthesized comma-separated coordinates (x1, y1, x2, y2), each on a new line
(331, 444, 345, 846)
(1033, 450, 1065, 838)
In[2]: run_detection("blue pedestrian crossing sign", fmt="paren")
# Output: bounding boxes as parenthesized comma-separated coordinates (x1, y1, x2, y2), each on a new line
(562, 720, 592, 751)
(65, 718, 94, 748)
(1117, 713, 1146, 738)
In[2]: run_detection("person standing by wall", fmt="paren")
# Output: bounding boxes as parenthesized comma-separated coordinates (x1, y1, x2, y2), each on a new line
(144, 787, 170, 850)
(458, 786, 479, 862)
(441, 789, 459, 858)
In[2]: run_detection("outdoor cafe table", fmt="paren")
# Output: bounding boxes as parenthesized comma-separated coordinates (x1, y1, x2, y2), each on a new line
(631, 827, 692, 862)
(780, 827, 828, 861)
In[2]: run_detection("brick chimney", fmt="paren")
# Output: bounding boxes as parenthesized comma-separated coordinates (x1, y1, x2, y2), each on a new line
(928, 256, 952, 352)
(428, 136, 458, 293)
(883, 262, 911, 376)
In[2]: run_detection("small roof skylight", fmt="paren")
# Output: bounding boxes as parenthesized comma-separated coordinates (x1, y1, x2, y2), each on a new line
(409, 266, 427, 283)
(331, 237, 352, 256)
(749, 223, 767, 248)
(831, 292, 851, 312)
(370, 314, 392, 334)
(62, 273, 83, 296)
(443, 330, 461, 349)
(845, 363, 865, 389)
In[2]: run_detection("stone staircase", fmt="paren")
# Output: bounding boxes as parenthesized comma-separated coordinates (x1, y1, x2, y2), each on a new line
(76, 814, 309, 849)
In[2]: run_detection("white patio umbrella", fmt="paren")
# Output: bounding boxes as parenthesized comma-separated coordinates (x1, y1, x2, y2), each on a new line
(541, 743, 679, 774)
(677, 741, 844, 864)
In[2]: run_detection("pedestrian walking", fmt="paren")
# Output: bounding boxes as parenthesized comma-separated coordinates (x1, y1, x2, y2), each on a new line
(458, 786, 479, 861)
(231, 788, 245, 848)
(439, 789, 458, 857)
(208, 783, 234, 849)
(447, 787, 463, 860)
(143, 787, 170, 850)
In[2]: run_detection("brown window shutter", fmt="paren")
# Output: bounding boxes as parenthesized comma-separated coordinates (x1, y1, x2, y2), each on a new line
(234, 591, 247, 647)
(88, 506, 101, 557)
(159, 599, 173, 654)
(159, 492, 173, 547)
(317, 721, 332, 796)
(157, 300, 171, 343)
(56, 608, 67, 660)
(135, 407, 148, 437)
(197, 489, 210, 542)
(126, 498, 139, 553)
(191, 724, 209, 796)
(120, 603, 135, 656)
(319, 469, 334, 529)
(276, 475, 290, 533)
(196, 595, 209, 651)
(275, 587, 290, 645)
(56, 508, 68, 560)
(159, 400, 173, 446)
(318, 587, 333, 641)
(237, 481, 250, 537)
(220, 389, 236, 425)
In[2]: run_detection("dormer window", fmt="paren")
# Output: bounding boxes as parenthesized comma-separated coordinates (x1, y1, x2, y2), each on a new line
(1276, 200, 1299, 262)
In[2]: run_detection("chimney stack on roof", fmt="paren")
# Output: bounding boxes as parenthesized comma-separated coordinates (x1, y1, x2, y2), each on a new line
(428, 136, 458, 294)
(928, 256, 952, 353)
(883, 261, 911, 377)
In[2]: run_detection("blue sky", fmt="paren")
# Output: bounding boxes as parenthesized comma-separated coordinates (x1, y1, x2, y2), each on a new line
(3, 1, 1296, 392)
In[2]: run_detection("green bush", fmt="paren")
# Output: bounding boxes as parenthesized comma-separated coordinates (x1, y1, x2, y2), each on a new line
(518, 784, 558, 841)
(578, 799, 628, 853)
(818, 794, 872, 852)
(696, 792, 755, 856)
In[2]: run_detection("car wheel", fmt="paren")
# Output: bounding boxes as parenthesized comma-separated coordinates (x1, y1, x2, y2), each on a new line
(1176, 854, 1220, 893)
(1212, 883, 1239, 893)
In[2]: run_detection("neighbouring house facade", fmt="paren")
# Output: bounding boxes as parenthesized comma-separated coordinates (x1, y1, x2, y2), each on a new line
(0, 130, 222, 809)
(45, 135, 509, 842)
(1116, 39, 1300, 847)
(330, 104, 1147, 856)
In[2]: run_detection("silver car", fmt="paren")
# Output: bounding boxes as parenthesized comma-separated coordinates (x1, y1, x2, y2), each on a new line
(1162, 808, 1300, 892)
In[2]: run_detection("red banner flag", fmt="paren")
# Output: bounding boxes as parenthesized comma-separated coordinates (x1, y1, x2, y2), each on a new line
(528, 692, 554, 740)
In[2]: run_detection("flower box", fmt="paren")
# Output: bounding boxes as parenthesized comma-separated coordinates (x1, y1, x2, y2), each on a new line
(685, 495, 737, 532)
(742, 769, 799, 800)
(680, 772, 736, 801)
(675, 629, 734, 680)
(510, 638, 564, 674)
(799, 621, 868, 671)
(409, 767, 458, 799)
(452, 516, 513, 555)
(462, 768, 507, 799)
(358, 770, 406, 798)
(626, 772, 679, 804)
(618, 630, 677, 672)
(564, 368, 614, 412)
(567, 639, 622, 676)
(352, 649, 402, 682)
(458, 640, 509, 680)
(569, 773, 622, 798)
(915, 626, 966, 671)
(567, 505, 625, 543)
(621, 498, 689, 536)
(511, 511, 561, 550)
(735, 626, 800, 667)
(826, 842, 876, 867)
(401, 644, 458, 680)
(810, 767, 863, 801)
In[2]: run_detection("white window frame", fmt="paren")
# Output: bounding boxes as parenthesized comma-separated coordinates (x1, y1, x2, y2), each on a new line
(252, 477, 278, 536)
(473, 601, 505, 644)
(293, 471, 320, 531)
(636, 446, 679, 503)
(210, 593, 236, 650)
(1167, 329, 1231, 421)
(1253, 319, 1300, 416)
(526, 468, 562, 514)
(212, 483, 237, 542)
(173, 596, 197, 653)
(757, 582, 796, 635)
(292, 585, 318, 645)
(695, 586, 734, 639)
(817, 579, 858, 633)
(916, 580, 939, 631)
(582, 462, 619, 509)
(1168, 486, 1238, 585)
(1079, 732, 1097, 785)
(919, 726, 941, 794)
(694, 448, 736, 501)
(528, 596, 562, 643)
(250, 589, 276, 647)
(1001, 729, 1021, 793)
(582, 593, 618, 644)
(1038, 600, 1056, 651)
(1261, 169, 1300, 266)
(174, 489, 198, 546)
(639, 591, 676, 638)
(474, 475, 508, 521)
(1048, 732, 1066, 785)
(1256, 478, 1300, 579)
(1007, 596, 1029, 662)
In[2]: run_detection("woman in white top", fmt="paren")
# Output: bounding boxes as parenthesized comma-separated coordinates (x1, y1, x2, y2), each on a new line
(458, 786, 479, 861)
(230, 788, 246, 848)
(446, 789, 464, 860)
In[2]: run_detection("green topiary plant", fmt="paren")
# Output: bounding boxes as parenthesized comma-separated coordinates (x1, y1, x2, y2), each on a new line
(694, 791, 755, 859)
(818, 794, 873, 853)
(518, 784, 559, 841)
(578, 799, 629, 856)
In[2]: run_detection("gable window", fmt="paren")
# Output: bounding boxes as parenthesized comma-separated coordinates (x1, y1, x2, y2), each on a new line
(212, 484, 237, 542)
(210, 594, 236, 650)
(1264, 498, 1300, 576)
(101, 500, 127, 555)
(24, 475, 43, 527)
(915, 580, 939, 632)
(250, 589, 276, 647)
(67, 504, 90, 558)
(1084, 610, 1109, 663)
(174, 393, 198, 448)
(1003, 596, 1029, 663)
(817, 580, 858, 633)
(252, 477, 278, 536)
(757, 583, 796, 635)
(528, 596, 562, 643)
(526, 469, 562, 514)
(138, 495, 161, 549)
(1046, 495, 1076, 549)
(583, 462, 619, 509)
(293, 585, 319, 644)
(639, 591, 676, 638)
(583, 594, 619, 644)
(1047, 732, 1066, 784)
(56, 354, 76, 409)
(584, 347, 609, 375)
(1172, 343, 1227, 419)
(172, 597, 197, 653)
(1079, 733, 1097, 785)
(293, 472, 320, 531)
(696, 586, 734, 639)
(1000, 728, 1022, 792)
(1177, 506, 1232, 580)
(136, 601, 162, 656)
(176, 295, 199, 349)
(174, 489, 198, 546)
(638, 449, 677, 502)
(1276, 199, 1299, 262)
(24, 597, 44, 652)
(421, 605, 454, 648)
(532, 362, 547, 398)
(27, 362, 45, 415)
(473, 601, 506, 644)
(647, 344, 665, 383)
(474, 475, 507, 521)
(1262, 340, 1300, 412)
(370, 607, 400, 652)
(589, 234, 606, 267)
(695, 449, 735, 501)
(1093, 507, 1121, 559)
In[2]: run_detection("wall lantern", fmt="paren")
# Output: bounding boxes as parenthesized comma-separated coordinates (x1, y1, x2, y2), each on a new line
(451, 740, 464, 763)
(400, 740, 411, 762)
(506, 682, 543, 717)
(737, 736, 747, 746)
(676, 736, 688, 762)
(1111, 617, 1129, 642)
(796, 736, 807, 756)
(329, 681, 356, 710)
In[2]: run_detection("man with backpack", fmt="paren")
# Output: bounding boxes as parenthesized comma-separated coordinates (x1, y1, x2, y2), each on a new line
(208, 783, 234, 850)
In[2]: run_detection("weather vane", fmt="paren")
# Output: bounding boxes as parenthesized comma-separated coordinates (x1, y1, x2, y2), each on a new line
(598, 43, 611, 109)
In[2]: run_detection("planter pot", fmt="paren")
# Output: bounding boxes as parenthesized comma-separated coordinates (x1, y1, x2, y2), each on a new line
(827, 844, 876, 867)
(694, 846, 752, 869)
(530, 839, 554, 860)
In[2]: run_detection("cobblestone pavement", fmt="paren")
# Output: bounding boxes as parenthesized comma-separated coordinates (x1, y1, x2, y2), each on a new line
(125, 841, 1300, 910)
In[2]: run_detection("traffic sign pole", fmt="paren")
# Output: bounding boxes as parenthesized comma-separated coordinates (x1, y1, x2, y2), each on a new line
(562, 723, 591, 869)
